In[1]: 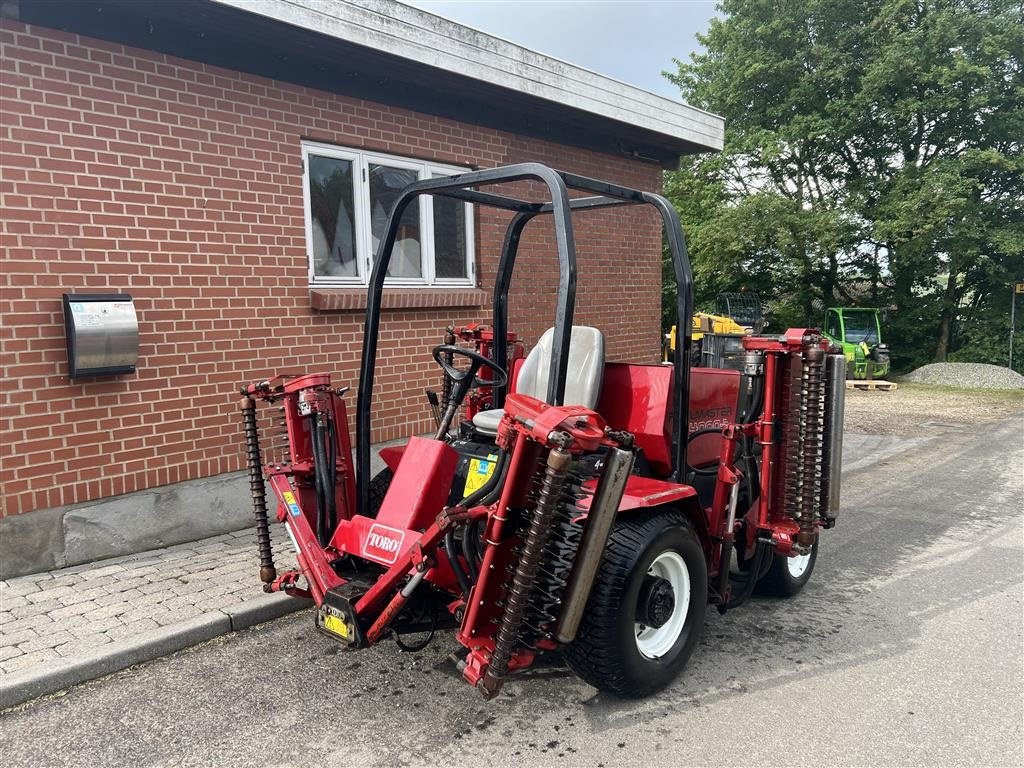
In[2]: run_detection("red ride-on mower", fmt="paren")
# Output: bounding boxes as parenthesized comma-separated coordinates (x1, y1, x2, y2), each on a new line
(238, 164, 846, 699)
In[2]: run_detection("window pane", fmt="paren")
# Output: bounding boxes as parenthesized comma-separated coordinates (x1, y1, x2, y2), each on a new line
(369, 164, 421, 279)
(308, 154, 357, 277)
(432, 175, 468, 280)
(842, 311, 879, 344)
(825, 312, 840, 339)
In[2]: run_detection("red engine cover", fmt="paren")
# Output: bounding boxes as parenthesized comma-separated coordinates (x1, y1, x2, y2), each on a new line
(597, 363, 740, 477)
(688, 368, 741, 468)
(375, 436, 458, 531)
(597, 363, 675, 476)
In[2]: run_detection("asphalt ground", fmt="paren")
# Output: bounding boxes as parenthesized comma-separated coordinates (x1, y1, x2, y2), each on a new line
(1, 413, 1022, 767)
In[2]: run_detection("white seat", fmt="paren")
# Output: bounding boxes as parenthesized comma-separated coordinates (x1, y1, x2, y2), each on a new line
(472, 326, 605, 435)
(472, 407, 506, 434)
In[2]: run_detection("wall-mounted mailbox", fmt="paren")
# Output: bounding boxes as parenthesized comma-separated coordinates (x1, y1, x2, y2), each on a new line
(62, 294, 139, 378)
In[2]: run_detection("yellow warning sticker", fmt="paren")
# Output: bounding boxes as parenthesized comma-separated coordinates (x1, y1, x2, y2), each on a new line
(281, 491, 301, 517)
(464, 455, 498, 497)
(322, 612, 349, 639)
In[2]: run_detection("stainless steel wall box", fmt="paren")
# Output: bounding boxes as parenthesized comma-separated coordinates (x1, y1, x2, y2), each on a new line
(62, 294, 139, 378)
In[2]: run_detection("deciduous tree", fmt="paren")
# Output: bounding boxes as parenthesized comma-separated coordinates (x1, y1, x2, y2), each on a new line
(665, 0, 1023, 371)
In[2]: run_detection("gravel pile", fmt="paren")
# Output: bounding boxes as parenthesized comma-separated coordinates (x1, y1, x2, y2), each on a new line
(900, 362, 1024, 390)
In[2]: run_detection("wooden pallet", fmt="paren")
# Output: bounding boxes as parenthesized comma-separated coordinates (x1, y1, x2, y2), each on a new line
(846, 380, 898, 391)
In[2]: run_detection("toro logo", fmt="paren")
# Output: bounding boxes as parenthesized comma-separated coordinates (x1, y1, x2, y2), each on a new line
(364, 524, 405, 565)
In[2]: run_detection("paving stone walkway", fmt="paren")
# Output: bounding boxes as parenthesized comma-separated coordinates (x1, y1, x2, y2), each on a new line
(0, 527, 296, 675)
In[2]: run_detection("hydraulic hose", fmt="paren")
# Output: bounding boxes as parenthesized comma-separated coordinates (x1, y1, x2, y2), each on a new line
(450, 450, 510, 597)
(462, 529, 479, 582)
(725, 363, 766, 610)
(734, 431, 758, 512)
(319, 421, 333, 540)
(687, 411, 763, 609)
(446, 528, 472, 597)
(461, 450, 510, 507)
(687, 427, 727, 476)
(461, 518, 479, 579)
(741, 376, 764, 425)
(458, 451, 510, 583)
(310, 412, 337, 547)
(726, 539, 768, 610)
(724, 437, 765, 611)
(691, 367, 764, 611)
(327, 417, 338, 529)
(310, 414, 328, 545)
(688, 368, 761, 478)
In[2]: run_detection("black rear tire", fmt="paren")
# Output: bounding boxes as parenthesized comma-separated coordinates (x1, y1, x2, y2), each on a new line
(756, 538, 818, 597)
(565, 510, 707, 698)
(367, 468, 393, 518)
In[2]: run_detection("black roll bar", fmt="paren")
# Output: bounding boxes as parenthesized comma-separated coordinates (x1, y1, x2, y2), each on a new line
(355, 163, 695, 516)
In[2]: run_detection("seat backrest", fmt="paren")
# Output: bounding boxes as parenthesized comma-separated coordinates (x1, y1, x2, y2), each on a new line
(515, 326, 605, 407)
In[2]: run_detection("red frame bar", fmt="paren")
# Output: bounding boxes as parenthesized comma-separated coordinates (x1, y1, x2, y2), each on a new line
(267, 474, 344, 603)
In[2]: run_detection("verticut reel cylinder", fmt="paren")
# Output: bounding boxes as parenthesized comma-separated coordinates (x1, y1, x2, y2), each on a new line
(555, 445, 634, 643)
(482, 440, 573, 698)
(796, 346, 825, 548)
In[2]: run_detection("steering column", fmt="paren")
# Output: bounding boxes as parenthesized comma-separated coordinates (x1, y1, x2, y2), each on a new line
(430, 345, 508, 440)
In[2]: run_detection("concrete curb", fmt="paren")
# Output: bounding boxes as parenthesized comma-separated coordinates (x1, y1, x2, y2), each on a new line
(0, 592, 310, 710)
(223, 591, 313, 632)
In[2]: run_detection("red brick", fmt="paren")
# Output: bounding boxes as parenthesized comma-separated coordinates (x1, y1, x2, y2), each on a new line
(0, 18, 663, 518)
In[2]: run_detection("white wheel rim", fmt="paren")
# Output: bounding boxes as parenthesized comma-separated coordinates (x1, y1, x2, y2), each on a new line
(786, 552, 811, 578)
(635, 551, 690, 660)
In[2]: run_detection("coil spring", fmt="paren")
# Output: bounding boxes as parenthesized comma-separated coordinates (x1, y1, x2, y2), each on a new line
(240, 397, 276, 583)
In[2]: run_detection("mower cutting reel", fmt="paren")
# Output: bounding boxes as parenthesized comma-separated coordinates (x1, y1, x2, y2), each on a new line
(236, 163, 845, 700)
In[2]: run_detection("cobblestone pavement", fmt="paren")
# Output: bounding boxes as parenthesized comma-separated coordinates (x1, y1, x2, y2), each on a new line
(0, 527, 295, 675)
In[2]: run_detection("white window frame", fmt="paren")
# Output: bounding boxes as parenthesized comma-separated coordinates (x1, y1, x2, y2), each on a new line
(301, 140, 476, 288)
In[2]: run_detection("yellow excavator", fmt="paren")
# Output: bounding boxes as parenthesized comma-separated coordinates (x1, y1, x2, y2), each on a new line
(663, 292, 763, 369)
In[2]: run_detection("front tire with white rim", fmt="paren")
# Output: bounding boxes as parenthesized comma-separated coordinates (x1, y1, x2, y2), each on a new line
(756, 537, 819, 597)
(565, 510, 707, 698)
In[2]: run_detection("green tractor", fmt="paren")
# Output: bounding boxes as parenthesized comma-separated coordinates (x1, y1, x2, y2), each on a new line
(822, 307, 891, 380)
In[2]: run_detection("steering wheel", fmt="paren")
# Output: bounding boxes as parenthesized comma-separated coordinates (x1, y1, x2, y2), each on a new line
(431, 345, 508, 390)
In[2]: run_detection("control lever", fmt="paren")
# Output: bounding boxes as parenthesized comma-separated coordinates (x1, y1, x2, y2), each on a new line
(425, 389, 442, 430)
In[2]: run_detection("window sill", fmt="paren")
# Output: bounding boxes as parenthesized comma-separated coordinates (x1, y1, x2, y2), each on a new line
(310, 287, 487, 312)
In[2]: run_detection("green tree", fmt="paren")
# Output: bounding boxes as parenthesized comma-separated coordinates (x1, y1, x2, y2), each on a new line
(666, 0, 1023, 372)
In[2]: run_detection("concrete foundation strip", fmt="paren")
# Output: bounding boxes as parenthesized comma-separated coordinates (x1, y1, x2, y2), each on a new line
(0, 592, 310, 711)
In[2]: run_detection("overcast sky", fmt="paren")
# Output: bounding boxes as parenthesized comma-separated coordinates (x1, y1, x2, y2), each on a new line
(404, 1, 719, 100)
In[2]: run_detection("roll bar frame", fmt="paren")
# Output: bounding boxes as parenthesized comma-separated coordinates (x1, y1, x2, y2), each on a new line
(356, 162, 694, 515)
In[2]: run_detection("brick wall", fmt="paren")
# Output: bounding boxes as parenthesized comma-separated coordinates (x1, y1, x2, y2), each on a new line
(0, 20, 664, 518)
